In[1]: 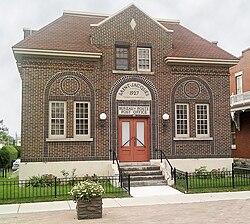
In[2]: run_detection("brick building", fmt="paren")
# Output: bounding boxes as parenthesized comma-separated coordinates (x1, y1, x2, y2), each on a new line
(13, 4, 238, 178)
(230, 48, 250, 159)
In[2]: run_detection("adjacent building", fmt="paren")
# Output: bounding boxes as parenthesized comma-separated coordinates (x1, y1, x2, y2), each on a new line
(13, 4, 238, 178)
(230, 48, 250, 159)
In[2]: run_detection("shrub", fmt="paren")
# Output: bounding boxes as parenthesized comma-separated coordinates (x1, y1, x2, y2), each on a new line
(1, 145, 18, 168)
(0, 148, 10, 169)
(27, 174, 56, 187)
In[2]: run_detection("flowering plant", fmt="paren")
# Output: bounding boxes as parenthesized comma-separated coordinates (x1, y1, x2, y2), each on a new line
(69, 180, 105, 202)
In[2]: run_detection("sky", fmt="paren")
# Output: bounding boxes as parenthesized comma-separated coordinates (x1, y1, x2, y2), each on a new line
(0, 0, 249, 137)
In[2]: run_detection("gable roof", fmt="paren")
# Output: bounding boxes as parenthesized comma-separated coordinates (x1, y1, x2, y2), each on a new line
(160, 21, 237, 60)
(13, 7, 238, 62)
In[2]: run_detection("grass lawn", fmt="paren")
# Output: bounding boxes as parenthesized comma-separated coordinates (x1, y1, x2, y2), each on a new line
(0, 178, 129, 205)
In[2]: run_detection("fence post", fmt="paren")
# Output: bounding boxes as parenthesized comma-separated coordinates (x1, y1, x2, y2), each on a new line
(112, 150, 115, 164)
(232, 163, 235, 188)
(185, 172, 188, 193)
(128, 174, 131, 195)
(120, 172, 123, 188)
(54, 176, 57, 198)
(160, 150, 163, 163)
(173, 168, 176, 186)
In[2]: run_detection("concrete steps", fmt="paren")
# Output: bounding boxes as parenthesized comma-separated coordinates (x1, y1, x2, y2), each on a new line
(120, 162, 166, 187)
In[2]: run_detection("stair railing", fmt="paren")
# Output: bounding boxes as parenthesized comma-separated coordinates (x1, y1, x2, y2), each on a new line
(110, 149, 131, 195)
(156, 149, 174, 180)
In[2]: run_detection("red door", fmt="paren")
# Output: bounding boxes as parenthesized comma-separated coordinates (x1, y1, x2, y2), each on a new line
(118, 118, 149, 162)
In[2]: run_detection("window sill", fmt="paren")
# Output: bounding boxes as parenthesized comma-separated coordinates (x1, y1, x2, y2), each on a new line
(174, 137, 213, 141)
(46, 138, 93, 142)
(112, 70, 154, 75)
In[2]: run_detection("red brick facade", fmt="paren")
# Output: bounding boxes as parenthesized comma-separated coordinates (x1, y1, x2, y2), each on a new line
(230, 48, 250, 158)
(14, 5, 237, 162)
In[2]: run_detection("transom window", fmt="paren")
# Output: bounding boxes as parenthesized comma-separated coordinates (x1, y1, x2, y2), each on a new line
(116, 47, 129, 70)
(137, 47, 151, 71)
(49, 101, 66, 138)
(196, 104, 209, 137)
(74, 102, 90, 137)
(175, 104, 189, 137)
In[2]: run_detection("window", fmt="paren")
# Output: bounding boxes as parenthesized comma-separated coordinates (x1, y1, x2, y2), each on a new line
(116, 47, 129, 70)
(175, 104, 189, 137)
(74, 102, 90, 138)
(49, 101, 66, 138)
(236, 75, 242, 94)
(196, 104, 209, 137)
(137, 47, 151, 71)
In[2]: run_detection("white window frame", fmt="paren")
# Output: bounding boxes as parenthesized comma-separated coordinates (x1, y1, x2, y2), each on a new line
(74, 102, 90, 139)
(175, 103, 190, 137)
(49, 101, 66, 139)
(195, 104, 210, 138)
(137, 47, 151, 72)
(236, 75, 243, 94)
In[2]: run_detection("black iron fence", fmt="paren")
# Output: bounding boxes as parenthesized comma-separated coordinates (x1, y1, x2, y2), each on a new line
(0, 175, 130, 203)
(174, 165, 250, 193)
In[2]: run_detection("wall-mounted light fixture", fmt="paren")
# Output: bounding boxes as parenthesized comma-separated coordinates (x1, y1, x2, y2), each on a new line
(162, 113, 170, 126)
(99, 112, 107, 121)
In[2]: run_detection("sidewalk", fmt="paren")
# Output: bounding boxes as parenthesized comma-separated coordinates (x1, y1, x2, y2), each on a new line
(0, 187, 249, 214)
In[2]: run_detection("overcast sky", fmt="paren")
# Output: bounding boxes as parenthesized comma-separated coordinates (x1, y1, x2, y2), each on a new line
(0, 0, 249, 136)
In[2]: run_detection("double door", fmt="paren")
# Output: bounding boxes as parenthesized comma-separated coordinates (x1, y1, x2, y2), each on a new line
(118, 118, 149, 162)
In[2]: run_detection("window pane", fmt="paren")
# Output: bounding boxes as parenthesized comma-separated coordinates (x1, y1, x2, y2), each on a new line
(138, 48, 151, 71)
(116, 47, 128, 70)
(175, 104, 188, 136)
(50, 102, 65, 136)
(196, 104, 209, 136)
(122, 122, 130, 146)
(75, 102, 89, 136)
(136, 122, 144, 146)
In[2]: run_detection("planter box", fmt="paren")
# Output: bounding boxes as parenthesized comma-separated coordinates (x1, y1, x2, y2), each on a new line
(76, 197, 102, 219)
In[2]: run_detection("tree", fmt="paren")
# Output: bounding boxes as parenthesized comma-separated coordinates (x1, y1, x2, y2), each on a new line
(0, 147, 10, 177)
(0, 120, 15, 146)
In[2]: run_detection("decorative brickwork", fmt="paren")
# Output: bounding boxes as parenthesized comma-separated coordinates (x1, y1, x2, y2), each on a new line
(15, 5, 233, 162)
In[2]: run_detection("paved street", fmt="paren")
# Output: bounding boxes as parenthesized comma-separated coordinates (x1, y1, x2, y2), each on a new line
(0, 199, 249, 224)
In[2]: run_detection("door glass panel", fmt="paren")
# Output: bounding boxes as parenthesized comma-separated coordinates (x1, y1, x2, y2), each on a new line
(122, 122, 130, 146)
(136, 122, 144, 146)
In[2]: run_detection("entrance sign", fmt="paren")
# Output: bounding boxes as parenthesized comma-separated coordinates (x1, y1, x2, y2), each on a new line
(116, 82, 152, 100)
(118, 106, 150, 115)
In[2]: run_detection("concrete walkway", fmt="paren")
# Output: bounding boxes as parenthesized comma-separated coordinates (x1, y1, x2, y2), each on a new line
(0, 187, 249, 214)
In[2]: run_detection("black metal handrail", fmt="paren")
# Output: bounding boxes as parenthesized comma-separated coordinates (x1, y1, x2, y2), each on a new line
(156, 149, 174, 179)
(110, 149, 122, 183)
(110, 149, 130, 195)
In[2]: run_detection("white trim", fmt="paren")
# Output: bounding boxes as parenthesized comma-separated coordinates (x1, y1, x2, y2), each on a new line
(156, 18, 180, 24)
(231, 105, 250, 112)
(13, 48, 102, 58)
(137, 47, 151, 72)
(165, 57, 239, 65)
(175, 103, 190, 138)
(90, 4, 173, 33)
(195, 104, 210, 138)
(63, 10, 109, 18)
(74, 102, 91, 139)
(49, 101, 66, 139)
(236, 75, 243, 94)
(174, 137, 213, 141)
(46, 138, 93, 142)
(112, 70, 154, 75)
(235, 71, 243, 77)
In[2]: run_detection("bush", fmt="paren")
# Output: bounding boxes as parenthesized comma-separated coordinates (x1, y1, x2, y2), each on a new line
(1, 145, 18, 168)
(0, 148, 10, 169)
(27, 174, 56, 187)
